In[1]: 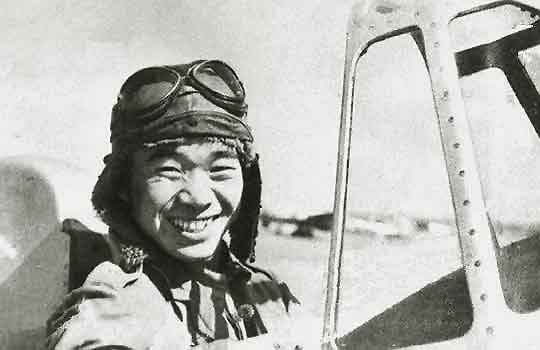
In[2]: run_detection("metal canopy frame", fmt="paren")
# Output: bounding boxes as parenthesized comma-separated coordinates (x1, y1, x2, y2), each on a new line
(456, 24, 540, 135)
(323, 1, 540, 349)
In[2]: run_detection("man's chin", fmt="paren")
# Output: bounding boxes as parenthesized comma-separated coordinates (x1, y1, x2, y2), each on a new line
(157, 221, 228, 262)
(169, 242, 218, 263)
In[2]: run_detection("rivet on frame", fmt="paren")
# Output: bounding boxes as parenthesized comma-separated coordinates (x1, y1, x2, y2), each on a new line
(434, 41, 440, 48)
(453, 142, 460, 149)
(458, 170, 465, 177)
(368, 24, 376, 30)
(415, 11, 420, 17)
(442, 90, 449, 100)
(463, 200, 470, 206)
(448, 116, 454, 123)
(486, 327, 494, 335)
(430, 21, 437, 28)
(468, 228, 476, 236)
(474, 260, 481, 267)
(480, 293, 487, 301)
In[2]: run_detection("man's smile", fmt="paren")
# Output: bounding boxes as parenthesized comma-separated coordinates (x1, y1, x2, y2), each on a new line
(166, 215, 220, 233)
(130, 141, 243, 261)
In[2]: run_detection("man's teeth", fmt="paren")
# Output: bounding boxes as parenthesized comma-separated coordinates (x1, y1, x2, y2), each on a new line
(169, 217, 215, 232)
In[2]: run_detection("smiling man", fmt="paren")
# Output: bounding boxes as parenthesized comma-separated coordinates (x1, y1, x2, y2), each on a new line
(46, 60, 311, 349)
(129, 139, 244, 262)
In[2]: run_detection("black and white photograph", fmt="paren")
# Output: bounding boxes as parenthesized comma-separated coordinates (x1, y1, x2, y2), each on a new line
(2, 1, 540, 349)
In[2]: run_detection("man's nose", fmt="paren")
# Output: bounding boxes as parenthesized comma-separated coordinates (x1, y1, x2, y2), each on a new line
(174, 169, 213, 210)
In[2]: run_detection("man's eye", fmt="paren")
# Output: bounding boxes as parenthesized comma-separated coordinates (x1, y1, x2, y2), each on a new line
(157, 166, 183, 176)
(211, 166, 236, 172)
(210, 166, 237, 180)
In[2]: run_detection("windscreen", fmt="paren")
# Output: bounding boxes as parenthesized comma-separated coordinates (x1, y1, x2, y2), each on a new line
(336, 31, 472, 349)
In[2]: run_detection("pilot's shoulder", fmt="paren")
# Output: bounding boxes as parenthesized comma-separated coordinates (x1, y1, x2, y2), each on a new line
(244, 264, 300, 313)
(82, 261, 140, 290)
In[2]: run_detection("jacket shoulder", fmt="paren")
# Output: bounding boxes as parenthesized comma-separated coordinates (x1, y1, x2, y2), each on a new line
(237, 264, 306, 339)
(244, 264, 300, 313)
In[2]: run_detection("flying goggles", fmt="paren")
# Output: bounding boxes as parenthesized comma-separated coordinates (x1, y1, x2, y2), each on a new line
(110, 60, 252, 146)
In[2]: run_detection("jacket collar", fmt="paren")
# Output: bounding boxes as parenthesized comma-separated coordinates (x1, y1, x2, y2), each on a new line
(105, 214, 252, 288)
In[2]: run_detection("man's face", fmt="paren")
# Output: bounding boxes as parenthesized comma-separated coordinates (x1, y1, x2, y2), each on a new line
(128, 139, 243, 262)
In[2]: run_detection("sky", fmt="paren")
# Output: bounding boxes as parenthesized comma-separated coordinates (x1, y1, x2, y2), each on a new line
(345, 5, 540, 223)
(2, 1, 540, 222)
(0, 0, 356, 217)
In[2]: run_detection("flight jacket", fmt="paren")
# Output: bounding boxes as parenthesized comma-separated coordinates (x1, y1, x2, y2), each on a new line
(46, 219, 306, 350)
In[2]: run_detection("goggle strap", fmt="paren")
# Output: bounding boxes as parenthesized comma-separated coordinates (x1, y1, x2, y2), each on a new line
(163, 110, 254, 141)
(112, 110, 254, 144)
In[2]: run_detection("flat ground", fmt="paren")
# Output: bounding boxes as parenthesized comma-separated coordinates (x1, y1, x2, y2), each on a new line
(254, 229, 462, 336)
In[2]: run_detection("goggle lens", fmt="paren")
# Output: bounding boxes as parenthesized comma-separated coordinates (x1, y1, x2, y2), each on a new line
(190, 61, 245, 102)
(118, 67, 180, 113)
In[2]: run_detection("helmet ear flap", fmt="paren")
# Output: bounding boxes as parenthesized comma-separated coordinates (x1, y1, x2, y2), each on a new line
(229, 154, 262, 263)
